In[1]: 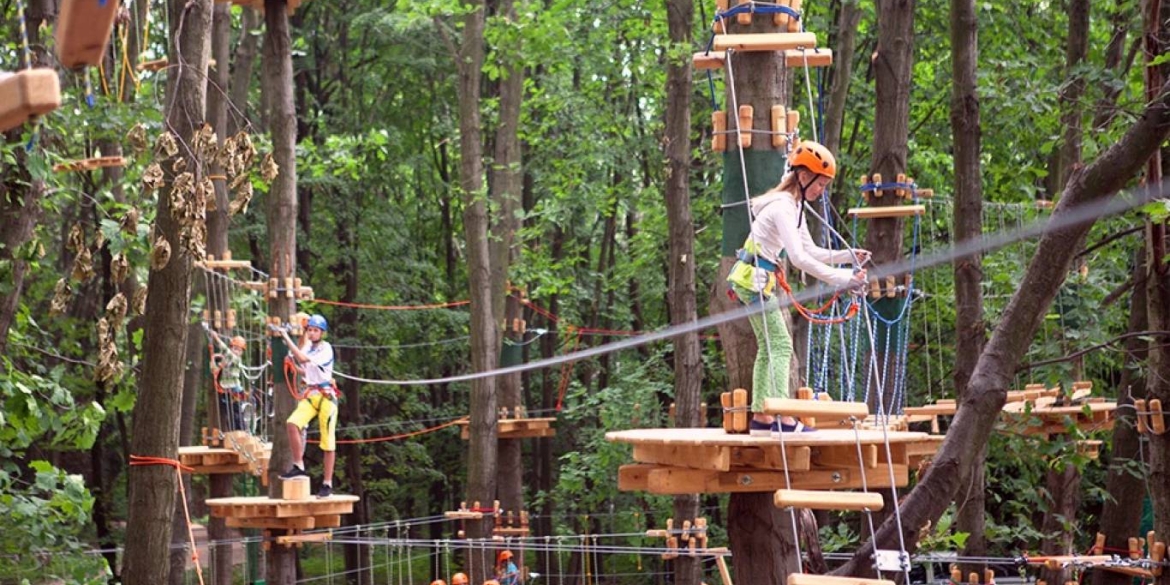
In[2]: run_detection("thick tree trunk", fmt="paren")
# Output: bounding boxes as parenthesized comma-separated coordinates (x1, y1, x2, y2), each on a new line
(1055, 0, 1091, 191)
(713, 6, 798, 585)
(490, 0, 525, 517)
(122, 1, 213, 583)
(1039, 464, 1084, 585)
(452, 1, 499, 581)
(824, 0, 861, 213)
(666, 0, 701, 583)
(949, 0, 986, 575)
(263, 0, 300, 581)
(834, 74, 1170, 578)
(1092, 250, 1149, 585)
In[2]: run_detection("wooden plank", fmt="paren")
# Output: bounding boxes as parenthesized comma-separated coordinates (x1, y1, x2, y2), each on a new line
(226, 516, 318, 530)
(693, 51, 726, 70)
(712, 33, 818, 53)
(761, 398, 869, 420)
(606, 427, 932, 447)
(56, 0, 120, 68)
(811, 444, 876, 469)
(637, 464, 909, 495)
(774, 489, 884, 511)
(618, 464, 653, 491)
(788, 574, 896, 585)
(846, 205, 927, 219)
(633, 444, 731, 471)
(784, 49, 833, 67)
(53, 156, 126, 173)
(0, 69, 61, 132)
(275, 530, 332, 546)
(729, 445, 811, 471)
(903, 404, 957, 416)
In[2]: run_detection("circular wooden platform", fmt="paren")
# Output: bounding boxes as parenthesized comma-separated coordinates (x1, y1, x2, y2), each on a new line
(606, 427, 932, 447)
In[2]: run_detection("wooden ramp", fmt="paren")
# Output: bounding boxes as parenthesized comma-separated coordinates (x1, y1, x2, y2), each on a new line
(457, 416, 556, 440)
(607, 428, 939, 495)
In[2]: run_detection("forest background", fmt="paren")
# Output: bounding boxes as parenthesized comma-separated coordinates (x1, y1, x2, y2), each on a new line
(1, 0, 1167, 582)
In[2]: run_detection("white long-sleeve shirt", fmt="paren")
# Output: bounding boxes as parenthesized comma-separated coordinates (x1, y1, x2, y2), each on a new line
(747, 191, 854, 288)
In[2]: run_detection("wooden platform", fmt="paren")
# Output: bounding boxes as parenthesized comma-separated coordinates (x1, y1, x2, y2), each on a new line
(178, 446, 252, 475)
(846, 205, 927, 219)
(0, 69, 61, 132)
(457, 417, 556, 440)
(56, 0, 120, 68)
(607, 428, 939, 495)
(1001, 401, 1116, 436)
(207, 495, 359, 526)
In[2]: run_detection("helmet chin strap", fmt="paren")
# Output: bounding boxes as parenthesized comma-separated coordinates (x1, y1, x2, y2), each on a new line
(795, 169, 817, 229)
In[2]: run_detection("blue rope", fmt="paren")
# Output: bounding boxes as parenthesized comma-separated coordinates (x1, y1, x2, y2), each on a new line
(859, 181, 918, 194)
(713, 2, 802, 22)
(17, 0, 32, 69)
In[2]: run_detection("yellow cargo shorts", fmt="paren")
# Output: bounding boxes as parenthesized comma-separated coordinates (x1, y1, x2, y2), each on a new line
(288, 391, 339, 451)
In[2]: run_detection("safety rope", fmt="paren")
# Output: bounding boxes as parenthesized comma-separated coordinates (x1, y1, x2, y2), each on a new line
(128, 455, 205, 585)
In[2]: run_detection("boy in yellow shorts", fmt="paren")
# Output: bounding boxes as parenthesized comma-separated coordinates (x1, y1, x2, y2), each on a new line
(277, 314, 338, 497)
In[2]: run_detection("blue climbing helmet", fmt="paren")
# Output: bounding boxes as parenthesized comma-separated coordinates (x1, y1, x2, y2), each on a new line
(307, 314, 328, 332)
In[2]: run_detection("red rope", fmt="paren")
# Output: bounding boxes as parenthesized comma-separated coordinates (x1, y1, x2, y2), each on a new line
(129, 456, 204, 585)
(774, 270, 861, 325)
(309, 416, 469, 445)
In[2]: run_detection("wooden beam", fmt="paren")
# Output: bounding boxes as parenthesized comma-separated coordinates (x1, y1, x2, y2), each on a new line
(846, 205, 927, 219)
(712, 32, 818, 53)
(788, 575, 897, 585)
(53, 156, 127, 173)
(774, 489, 885, 511)
(784, 49, 833, 67)
(693, 51, 726, 70)
(56, 0, 119, 68)
(631, 464, 909, 495)
(903, 403, 957, 416)
(812, 444, 877, 469)
(761, 398, 869, 420)
(633, 443, 732, 472)
(0, 69, 61, 132)
(274, 530, 332, 546)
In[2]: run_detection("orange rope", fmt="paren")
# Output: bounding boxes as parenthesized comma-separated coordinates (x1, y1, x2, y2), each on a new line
(129, 456, 204, 585)
(309, 416, 470, 445)
(313, 298, 470, 311)
(554, 330, 582, 411)
(774, 270, 860, 325)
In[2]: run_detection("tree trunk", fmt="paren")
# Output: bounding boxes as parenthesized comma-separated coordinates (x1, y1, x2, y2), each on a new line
(1055, 0, 1091, 191)
(263, 0, 300, 581)
(453, 0, 499, 580)
(122, 0, 213, 583)
(666, 0, 701, 582)
(490, 0, 525, 517)
(713, 5, 798, 584)
(824, 0, 861, 213)
(1091, 0, 1135, 132)
(949, 0, 987, 575)
(1091, 249, 1149, 585)
(863, 0, 915, 418)
(835, 74, 1170, 577)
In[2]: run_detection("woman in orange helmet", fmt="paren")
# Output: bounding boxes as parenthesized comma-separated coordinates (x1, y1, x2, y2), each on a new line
(726, 141, 869, 435)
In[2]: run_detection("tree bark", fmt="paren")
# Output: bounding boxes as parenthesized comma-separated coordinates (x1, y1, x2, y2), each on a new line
(1056, 0, 1090, 191)
(666, 0, 701, 582)
(1091, 0, 1135, 132)
(824, 0, 861, 214)
(834, 73, 1170, 578)
(122, 0, 213, 583)
(949, 0, 987, 574)
(262, 0, 300, 581)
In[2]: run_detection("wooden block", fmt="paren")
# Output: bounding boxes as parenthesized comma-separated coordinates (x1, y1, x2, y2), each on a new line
(721, 392, 733, 432)
(282, 477, 311, 500)
(736, 8, 751, 25)
(618, 464, 653, 491)
(771, 105, 787, 148)
(56, 0, 120, 68)
(1092, 532, 1106, 554)
(813, 444, 877, 469)
(761, 398, 868, 420)
(772, 0, 791, 26)
(732, 388, 748, 432)
(738, 105, 754, 148)
(1130, 537, 1142, 559)
(1151, 399, 1166, 434)
(1152, 541, 1165, 576)
(786, 110, 800, 138)
(773, 489, 884, 511)
(846, 205, 927, 219)
(0, 69, 61, 132)
(784, 49, 832, 67)
(632, 444, 731, 472)
(786, 0, 803, 32)
(796, 387, 813, 400)
(713, 111, 727, 152)
(712, 33, 818, 53)
(1148, 531, 1157, 556)
(788, 574, 896, 585)
(275, 530, 332, 546)
(693, 51, 726, 70)
(1136, 399, 1149, 433)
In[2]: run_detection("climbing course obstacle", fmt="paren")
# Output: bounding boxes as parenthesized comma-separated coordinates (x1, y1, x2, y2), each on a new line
(0, 69, 60, 132)
(455, 407, 557, 440)
(56, 0, 121, 69)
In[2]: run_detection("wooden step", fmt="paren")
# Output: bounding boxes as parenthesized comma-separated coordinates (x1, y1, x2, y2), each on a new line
(784, 49, 833, 67)
(0, 69, 61, 132)
(56, 0, 120, 68)
(788, 574, 897, 585)
(774, 489, 884, 511)
(693, 51, 726, 70)
(846, 205, 927, 219)
(761, 398, 869, 421)
(712, 32, 818, 53)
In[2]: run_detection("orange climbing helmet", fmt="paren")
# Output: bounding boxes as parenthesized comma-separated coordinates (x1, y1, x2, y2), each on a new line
(452, 573, 469, 585)
(788, 140, 837, 179)
(498, 550, 514, 563)
(230, 335, 247, 350)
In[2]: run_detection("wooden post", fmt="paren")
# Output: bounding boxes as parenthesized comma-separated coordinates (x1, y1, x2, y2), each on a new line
(772, 105, 788, 148)
(731, 388, 748, 432)
(786, 0, 803, 32)
(772, 0, 791, 27)
(738, 105, 754, 148)
(713, 111, 727, 152)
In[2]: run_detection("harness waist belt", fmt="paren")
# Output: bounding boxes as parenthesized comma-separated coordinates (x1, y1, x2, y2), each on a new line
(736, 249, 779, 272)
